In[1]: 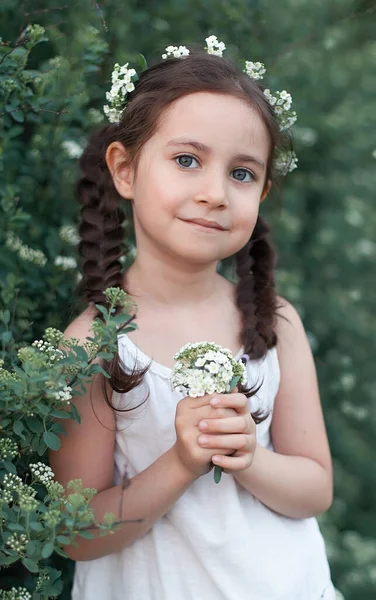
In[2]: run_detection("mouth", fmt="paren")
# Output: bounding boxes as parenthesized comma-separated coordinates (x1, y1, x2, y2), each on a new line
(182, 218, 228, 231)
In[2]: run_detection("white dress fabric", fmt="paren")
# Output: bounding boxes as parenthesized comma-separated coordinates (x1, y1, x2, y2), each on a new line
(72, 333, 336, 600)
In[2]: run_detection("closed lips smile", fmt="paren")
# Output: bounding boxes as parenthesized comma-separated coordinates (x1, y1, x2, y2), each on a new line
(183, 218, 227, 231)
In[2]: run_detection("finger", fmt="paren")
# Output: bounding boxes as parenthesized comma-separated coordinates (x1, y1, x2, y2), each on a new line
(210, 393, 249, 414)
(198, 416, 250, 434)
(197, 433, 252, 451)
(211, 452, 254, 471)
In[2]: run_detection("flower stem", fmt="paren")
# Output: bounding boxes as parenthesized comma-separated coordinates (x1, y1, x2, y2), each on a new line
(213, 465, 223, 483)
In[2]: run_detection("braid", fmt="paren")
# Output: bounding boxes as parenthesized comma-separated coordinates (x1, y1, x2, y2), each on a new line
(77, 124, 126, 306)
(235, 215, 278, 360)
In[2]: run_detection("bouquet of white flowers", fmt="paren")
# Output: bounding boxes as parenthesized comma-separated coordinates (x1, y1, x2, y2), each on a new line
(170, 342, 247, 483)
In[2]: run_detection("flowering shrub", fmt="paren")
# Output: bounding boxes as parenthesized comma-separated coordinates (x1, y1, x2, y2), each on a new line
(0, 288, 138, 598)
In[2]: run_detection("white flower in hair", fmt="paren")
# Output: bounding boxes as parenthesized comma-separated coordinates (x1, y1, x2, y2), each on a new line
(162, 45, 190, 59)
(205, 35, 226, 57)
(103, 62, 138, 123)
(274, 149, 299, 176)
(263, 89, 297, 131)
(244, 61, 266, 80)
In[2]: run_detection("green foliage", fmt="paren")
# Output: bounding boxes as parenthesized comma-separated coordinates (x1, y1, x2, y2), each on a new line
(0, 288, 138, 597)
(0, 1, 375, 598)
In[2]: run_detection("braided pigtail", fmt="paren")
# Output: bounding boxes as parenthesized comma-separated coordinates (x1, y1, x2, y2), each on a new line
(76, 125, 149, 405)
(77, 124, 125, 304)
(235, 215, 278, 359)
(234, 216, 280, 423)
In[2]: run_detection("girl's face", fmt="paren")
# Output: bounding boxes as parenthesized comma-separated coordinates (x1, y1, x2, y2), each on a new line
(113, 91, 271, 268)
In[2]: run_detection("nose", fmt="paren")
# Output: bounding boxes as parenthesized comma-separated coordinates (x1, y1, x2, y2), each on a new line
(193, 169, 228, 208)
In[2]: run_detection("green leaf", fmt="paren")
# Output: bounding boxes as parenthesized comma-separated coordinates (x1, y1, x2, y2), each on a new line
(30, 521, 44, 532)
(11, 110, 25, 123)
(43, 431, 61, 451)
(1, 309, 10, 324)
(56, 535, 71, 545)
(8, 522, 25, 531)
(3, 459, 17, 473)
(25, 416, 44, 433)
(41, 542, 54, 559)
(13, 420, 25, 439)
(94, 304, 108, 317)
(139, 53, 148, 70)
(50, 409, 70, 419)
(22, 557, 39, 573)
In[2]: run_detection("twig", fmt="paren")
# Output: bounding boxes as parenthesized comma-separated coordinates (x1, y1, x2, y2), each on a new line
(90, 0, 108, 32)
(0, 106, 69, 118)
(24, 5, 68, 16)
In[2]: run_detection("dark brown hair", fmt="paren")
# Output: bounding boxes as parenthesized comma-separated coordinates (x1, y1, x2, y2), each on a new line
(77, 50, 289, 420)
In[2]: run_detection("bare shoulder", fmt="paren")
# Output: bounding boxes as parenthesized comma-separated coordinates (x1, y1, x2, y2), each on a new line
(64, 305, 98, 342)
(271, 296, 332, 475)
(274, 295, 305, 341)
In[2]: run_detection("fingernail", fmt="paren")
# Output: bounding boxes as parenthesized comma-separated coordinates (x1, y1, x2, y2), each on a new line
(210, 397, 219, 406)
(199, 420, 208, 430)
(198, 436, 208, 445)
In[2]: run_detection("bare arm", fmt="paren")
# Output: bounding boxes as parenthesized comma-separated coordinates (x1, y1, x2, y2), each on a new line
(232, 298, 333, 518)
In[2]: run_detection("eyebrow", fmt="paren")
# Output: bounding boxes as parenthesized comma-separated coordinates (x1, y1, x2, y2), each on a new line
(166, 137, 265, 169)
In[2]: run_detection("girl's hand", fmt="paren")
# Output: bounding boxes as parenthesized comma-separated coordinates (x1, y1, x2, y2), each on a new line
(174, 394, 239, 478)
(197, 391, 257, 473)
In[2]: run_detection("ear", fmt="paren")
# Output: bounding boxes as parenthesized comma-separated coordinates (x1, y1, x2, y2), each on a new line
(105, 141, 134, 200)
(260, 179, 272, 203)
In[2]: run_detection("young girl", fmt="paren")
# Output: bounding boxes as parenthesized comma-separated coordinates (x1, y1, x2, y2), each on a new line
(50, 37, 336, 599)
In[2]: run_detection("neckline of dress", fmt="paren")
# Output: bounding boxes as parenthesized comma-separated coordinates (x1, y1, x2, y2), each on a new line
(118, 333, 245, 380)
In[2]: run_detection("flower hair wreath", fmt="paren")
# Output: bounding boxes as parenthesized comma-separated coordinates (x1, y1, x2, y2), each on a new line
(103, 35, 298, 176)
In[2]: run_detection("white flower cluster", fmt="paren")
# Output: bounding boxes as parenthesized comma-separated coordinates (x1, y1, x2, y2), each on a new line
(2, 473, 23, 492)
(5, 232, 47, 266)
(30, 462, 55, 485)
(244, 61, 266, 80)
(0, 588, 32, 600)
(274, 150, 299, 176)
(52, 385, 73, 403)
(31, 339, 63, 363)
(6, 533, 28, 552)
(162, 45, 190, 59)
(54, 255, 77, 270)
(263, 89, 297, 132)
(171, 341, 247, 397)
(0, 438, 18, 460)
(61, 140, 83, 159)
(103, 62, 138, 123)
(205, 35, 226, 57)
(59, 224, 80, 245)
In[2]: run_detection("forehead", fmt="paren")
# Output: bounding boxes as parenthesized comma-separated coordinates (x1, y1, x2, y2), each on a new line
(155, 91, 270, 158)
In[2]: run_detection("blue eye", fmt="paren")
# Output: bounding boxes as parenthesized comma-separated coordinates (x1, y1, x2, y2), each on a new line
(176, 154, 199, 169)
(231, 168, 254, 182)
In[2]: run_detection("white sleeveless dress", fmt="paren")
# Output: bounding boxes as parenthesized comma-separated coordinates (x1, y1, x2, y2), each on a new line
(72, 333, 336, 600)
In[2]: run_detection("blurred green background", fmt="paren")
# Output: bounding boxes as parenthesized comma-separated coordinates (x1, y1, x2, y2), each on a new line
(1, 1, 375, 598)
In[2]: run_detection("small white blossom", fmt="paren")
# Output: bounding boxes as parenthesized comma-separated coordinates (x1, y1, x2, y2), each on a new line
(162, 45, 190, 59)
(274, 150, 298, 176)
(5, 232, 47, 266)
(171, 341, 247, 397)
(59, 224, 80, 245)
(54, 255, 77, 270)
(263, 89, 297, 132)
(3, 473, 23, 492)
(30, 462, 55, 485)
(205, 35, 226, 57)
(61, 140, 83, 159)
(244, 60, 266, 80)
(103, 62, 138, 123)
(52, 385, 73, 402)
